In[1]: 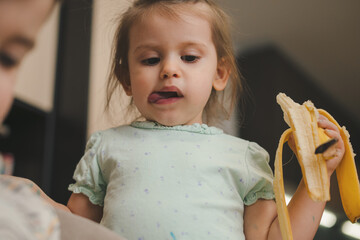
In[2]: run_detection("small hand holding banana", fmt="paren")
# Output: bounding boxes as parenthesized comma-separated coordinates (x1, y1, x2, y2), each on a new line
(274, 93, 360, 240)
(317, 114, 345, 174)
(287, 115, 345, 172)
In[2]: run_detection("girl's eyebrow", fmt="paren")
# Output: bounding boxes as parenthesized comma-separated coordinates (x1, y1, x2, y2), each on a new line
(133, 44, 159, 54)
(133, 41, 207, 53)
(4, 35, 35, 50)
(179, 41, 208, 50)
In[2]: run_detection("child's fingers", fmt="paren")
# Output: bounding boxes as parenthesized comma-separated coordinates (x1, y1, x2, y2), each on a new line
(317, 114, 338, 131)
(317, 114, 345, 174)
(323, 128, 344, 155)
(317, 115, 344, 155)
(323, 146, 344, 175)
(322, 145, 337, 160)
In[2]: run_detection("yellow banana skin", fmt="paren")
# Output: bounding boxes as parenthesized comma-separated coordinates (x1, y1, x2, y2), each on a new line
(274, 93, 360, 240)
(318, 109, 360, 223)
(274, 128, 293, 240)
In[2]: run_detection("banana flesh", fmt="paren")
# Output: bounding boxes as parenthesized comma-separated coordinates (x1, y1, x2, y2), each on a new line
(274, 93, 360, 240)
(276, 93, 330, 201)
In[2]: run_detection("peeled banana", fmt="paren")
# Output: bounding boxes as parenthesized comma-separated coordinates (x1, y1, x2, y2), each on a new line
(274, 93, 360, 240)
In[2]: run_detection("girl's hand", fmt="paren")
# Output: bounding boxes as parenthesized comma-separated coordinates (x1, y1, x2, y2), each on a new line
(317, 114, 345, 176)
(287, 114, 345, 177)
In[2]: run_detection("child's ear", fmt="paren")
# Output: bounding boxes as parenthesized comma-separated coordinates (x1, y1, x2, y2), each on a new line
(121, 75, 132, 96)
(122, 83, 132, 96)
(213, 58, 230, 91)
(123, 85, 132, 97)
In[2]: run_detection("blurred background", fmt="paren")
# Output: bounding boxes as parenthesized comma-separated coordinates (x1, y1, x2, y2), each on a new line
(0, 0, 359, 239)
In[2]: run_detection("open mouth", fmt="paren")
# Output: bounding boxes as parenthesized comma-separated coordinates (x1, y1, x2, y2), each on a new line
(148, 87, 184, 104)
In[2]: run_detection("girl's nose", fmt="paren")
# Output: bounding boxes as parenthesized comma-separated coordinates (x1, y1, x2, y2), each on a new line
(160, 58, 180, 79)
(161, 72, 179, 79)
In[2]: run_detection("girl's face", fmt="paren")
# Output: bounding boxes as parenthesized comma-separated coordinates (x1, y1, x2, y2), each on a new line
(126, 7, 229, 126)
(0, 0, 53, 124)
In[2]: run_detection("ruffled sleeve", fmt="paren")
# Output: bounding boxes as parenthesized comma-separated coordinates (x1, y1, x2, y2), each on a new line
(243, 142, 275, 205)
(68, 132, 107, 206)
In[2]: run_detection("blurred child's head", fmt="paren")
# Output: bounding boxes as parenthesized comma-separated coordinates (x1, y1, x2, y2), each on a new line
(107, 0, 242, 126)
(0, 0, 56, 124)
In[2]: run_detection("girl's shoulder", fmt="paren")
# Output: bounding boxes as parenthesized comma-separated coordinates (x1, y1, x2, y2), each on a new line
(216, 131, 250, 147)
(218, 133, 269, 158)
(89, 124, 135, 138)
(85, 124, 135, 148)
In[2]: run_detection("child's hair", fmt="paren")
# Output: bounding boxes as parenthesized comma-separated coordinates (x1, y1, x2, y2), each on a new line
(106, 0, 243, 125)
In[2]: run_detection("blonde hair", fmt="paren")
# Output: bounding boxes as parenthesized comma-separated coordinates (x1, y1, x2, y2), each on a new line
(106, 0, 243, 124)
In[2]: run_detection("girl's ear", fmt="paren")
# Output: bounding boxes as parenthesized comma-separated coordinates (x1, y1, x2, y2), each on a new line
(122, 83, 132, 96)
(121, 73, 132, 96)
(213, 58, 230, 91)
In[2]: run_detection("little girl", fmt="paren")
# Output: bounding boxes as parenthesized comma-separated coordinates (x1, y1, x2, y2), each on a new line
(64, 0, 345, 239)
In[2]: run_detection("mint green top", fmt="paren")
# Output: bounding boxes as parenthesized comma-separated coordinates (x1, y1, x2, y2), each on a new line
(69, 121, 274, 240)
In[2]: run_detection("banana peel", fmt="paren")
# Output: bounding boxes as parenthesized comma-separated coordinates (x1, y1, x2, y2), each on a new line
(274, 93, 360, 240)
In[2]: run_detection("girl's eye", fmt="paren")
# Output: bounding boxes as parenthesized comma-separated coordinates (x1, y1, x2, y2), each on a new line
(141, 57, 160, 66)
(0, 52, 17, 68)
(181, 55, 199, 63)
